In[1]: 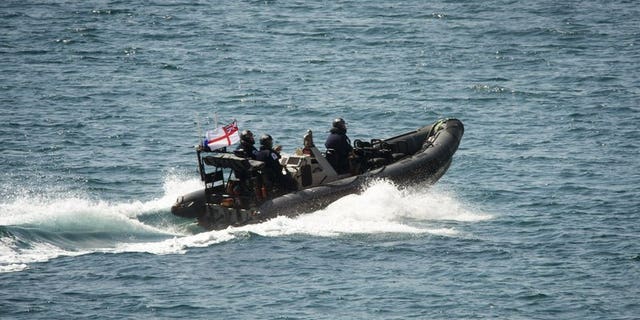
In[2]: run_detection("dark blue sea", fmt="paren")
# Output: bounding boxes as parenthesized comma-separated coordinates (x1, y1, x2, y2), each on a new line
(1, 0, 639, 319)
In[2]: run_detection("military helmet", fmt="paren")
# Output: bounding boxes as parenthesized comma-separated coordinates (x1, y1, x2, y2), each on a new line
(260, 134, 273, 148)
(240, 130, 254, 144)
(332, 118, 346, 130)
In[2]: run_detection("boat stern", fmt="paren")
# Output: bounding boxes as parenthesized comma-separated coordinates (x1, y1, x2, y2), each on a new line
(171, 189, 207, 219)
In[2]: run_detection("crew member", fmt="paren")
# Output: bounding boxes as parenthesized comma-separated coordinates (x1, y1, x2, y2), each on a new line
(234, 130, 258, 159)
(324, 117, 353, 174)
(256, 134, 297, 193)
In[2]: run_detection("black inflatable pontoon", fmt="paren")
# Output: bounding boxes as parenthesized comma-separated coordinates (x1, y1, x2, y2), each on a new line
(171, 118, 464, 230)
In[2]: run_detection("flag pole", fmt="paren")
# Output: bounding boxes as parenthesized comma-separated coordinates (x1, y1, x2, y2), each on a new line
(195, 112, 202, 145)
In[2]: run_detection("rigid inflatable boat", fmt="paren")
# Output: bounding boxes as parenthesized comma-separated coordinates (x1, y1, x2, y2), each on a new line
(171, 118, 464, 230)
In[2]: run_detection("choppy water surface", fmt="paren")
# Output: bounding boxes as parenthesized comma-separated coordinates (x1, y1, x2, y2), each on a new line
(1, 0, 639, 319)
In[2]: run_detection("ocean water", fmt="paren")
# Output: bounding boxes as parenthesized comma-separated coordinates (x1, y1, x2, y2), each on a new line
(1, 0, 639, 319)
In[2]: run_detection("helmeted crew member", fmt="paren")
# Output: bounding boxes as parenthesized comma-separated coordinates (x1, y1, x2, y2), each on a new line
(234, 130, 258, 159)
(256, 134, 297, 192)
(324, 117, 353, 174)
(231, 130, 258, 199)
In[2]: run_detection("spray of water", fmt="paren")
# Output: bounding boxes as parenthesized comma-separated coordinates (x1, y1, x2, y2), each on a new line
(0, 175, 490, 273)
(236, 179, 490, 237)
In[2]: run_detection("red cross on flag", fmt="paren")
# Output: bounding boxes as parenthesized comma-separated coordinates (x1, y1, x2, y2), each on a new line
(205, 121, 240, 150)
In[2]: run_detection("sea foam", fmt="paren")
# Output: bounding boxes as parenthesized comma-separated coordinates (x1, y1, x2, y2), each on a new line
(1, 175, 489, 272)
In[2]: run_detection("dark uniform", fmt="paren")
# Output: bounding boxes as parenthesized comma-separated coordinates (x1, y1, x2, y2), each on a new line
(256, 134, 297, 193)
(231, 130, 258, 200)
(324, 118, 353, 174)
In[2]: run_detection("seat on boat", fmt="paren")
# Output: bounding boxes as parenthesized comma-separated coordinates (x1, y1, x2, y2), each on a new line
(392, 138, 420, 155)
(325, 148, 349, 174)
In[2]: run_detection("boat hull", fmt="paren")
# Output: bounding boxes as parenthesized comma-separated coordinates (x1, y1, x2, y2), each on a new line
(171, 118, 464, 230)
